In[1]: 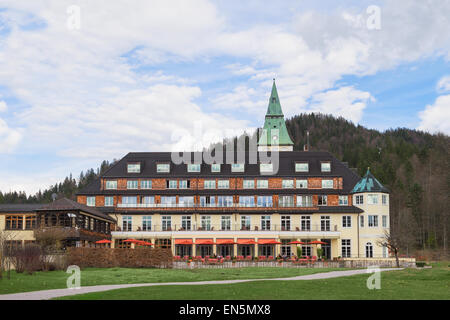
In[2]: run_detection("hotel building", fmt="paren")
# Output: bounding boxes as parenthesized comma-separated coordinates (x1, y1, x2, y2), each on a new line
(0, 81, 390, 259)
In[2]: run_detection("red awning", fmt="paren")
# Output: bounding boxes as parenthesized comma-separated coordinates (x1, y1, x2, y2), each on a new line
(175, 239, 193, 245)
(237, 239, 257, 245)
(195, 239, 214, 245)
(258, 239, 281, 244)
(216, 239, 235, 245)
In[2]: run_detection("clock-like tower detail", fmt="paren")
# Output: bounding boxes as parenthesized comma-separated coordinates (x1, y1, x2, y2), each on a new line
(257, 79, 294, 151)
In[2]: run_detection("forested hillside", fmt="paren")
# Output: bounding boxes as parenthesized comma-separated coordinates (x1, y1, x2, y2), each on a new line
(285, 114, 449, 253)
(1, 113, 448, 252)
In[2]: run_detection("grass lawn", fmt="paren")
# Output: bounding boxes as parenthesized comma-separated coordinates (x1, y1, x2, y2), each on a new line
(57, 262, 450, 300)
(0, 266, 341, 295)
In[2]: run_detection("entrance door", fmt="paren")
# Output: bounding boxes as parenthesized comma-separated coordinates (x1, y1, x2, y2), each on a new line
(176, 245, 192, 257)
(219, 245, 233, 257)
(321, 239, 331, 259)
(258, 245, 273, 257)
(198, 245, 212, 257)
(239, 245, 251, 257)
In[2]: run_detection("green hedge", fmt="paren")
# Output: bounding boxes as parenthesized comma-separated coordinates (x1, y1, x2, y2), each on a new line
(416, 261, 427, 268)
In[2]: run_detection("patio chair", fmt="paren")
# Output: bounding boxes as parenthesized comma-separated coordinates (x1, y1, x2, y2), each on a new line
(183, 255, 189, 260)
(268, 256, 274, 261)
(225, 255, 231, 260)
(237, 255, 244, 261)
(245, 255, 252, 260)
(259, 256, 266, 261)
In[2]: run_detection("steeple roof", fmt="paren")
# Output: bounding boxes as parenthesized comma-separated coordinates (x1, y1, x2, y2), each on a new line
(258, 79, 294, 147)
(351, 168, 389, 194)
(266, 80, 283, 116)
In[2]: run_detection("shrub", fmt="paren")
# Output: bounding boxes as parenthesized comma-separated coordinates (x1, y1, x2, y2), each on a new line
(317, 248, 323, 259)
(416, 261, 427, 268)
(296, 246, 302, 258)
(67, 247, 173, 269)
(11, 244, 43, 274)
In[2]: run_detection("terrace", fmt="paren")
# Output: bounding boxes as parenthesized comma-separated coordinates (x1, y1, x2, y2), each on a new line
(114, 223, 339, 232)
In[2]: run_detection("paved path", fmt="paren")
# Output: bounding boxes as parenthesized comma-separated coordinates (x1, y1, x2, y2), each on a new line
(0, 268, 402, 300)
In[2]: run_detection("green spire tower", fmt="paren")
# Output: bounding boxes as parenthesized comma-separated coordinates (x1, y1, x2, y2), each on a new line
(257, 79, 294, 151)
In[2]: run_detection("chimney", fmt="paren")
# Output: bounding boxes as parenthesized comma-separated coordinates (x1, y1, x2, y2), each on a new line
(303, 131, 310, 151)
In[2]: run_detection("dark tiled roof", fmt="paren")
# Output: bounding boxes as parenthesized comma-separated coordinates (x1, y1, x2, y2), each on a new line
(351, 168, 389, 194)
(37, 198, 115, 222)
(78, 151, 361, 195)
(0, 203, 45, 213)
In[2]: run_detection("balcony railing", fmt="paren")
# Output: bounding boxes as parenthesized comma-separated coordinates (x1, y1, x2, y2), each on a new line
(117, 203, 315, 209)
(114, 224, 339, 232)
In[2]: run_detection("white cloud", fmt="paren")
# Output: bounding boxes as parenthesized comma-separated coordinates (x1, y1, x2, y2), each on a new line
(307, 86, 374, 123)
(0, 1, 450, 192)
(0, 118, 22, 153)
(417, 95, 450, 134)
(437, 76, 450, 93)
(0, 101, 7, 112)
(210, 85, 265, 112)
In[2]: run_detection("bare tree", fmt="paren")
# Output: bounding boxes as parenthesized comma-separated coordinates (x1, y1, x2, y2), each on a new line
(377, 229, 402, 268)
(0, 230, 17, 279)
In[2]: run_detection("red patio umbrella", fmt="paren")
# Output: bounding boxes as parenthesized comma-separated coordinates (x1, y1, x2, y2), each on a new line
(288, 241, 305, 245)
(123, 239, 140, 243)
(136, 241, 153, 246)
(307, 241, 327, 245)
(95, 239, 112, 244)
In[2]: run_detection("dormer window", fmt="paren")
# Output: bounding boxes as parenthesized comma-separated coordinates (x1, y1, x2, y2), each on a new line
(260, 163, 273, 173)
(127, 163, 141, 173)
(321, 162, 331, 172)
(187, 164, 201, 173)
(231, 163, 245, 172)
(156, 163, 170, 173)
(295, 162, 309, 172)
(211, 163, 221, 173)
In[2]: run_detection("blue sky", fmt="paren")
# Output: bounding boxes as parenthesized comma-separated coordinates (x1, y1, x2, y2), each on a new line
(0, 0, 449, 194)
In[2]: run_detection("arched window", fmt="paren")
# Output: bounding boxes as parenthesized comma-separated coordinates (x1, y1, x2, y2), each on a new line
(365, 242, 373, 258)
